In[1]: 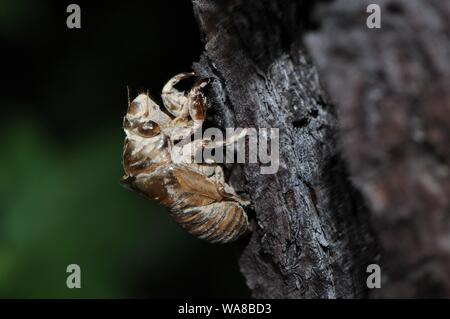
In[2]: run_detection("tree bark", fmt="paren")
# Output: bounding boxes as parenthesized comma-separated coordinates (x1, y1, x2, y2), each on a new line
(191, 0, 379, 298)
(305, 0, 450, 298)
(191, 0, 449, 298)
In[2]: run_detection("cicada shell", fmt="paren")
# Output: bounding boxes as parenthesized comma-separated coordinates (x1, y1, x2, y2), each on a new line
(122, 73, 249, 243)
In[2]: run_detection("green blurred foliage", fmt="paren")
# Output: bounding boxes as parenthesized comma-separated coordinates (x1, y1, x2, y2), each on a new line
(0, 119, 248, 298)
(0, 120, 177, 297)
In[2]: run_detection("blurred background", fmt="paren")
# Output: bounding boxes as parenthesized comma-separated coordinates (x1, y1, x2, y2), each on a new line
(0, 0, 249, 298)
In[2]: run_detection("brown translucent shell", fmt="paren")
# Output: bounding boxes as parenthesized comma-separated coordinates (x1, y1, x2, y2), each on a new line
(121, 74, 249, 244)
(126, 165, 249, 243)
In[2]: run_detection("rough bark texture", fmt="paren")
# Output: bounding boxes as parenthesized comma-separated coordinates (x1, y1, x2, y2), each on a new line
(191, 0, 450, 298)
(305, 0, 450, 298)
(192, 0, 379, 298)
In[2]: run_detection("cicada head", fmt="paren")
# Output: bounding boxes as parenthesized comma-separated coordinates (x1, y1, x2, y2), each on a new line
(123, 94, 172, 136)
(122, 94, 171, 178)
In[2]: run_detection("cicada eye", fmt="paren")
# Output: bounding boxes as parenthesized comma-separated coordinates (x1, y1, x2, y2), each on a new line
(138, 120, 161, 137)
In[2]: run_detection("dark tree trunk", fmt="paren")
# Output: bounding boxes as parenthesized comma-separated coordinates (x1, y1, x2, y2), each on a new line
(191, 0, 379, 299)
(305, 0, 450, 298)
(191, 0, 450, 298)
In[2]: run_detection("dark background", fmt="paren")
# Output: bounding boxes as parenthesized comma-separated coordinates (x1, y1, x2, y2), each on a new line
(0, 0, 249, 298)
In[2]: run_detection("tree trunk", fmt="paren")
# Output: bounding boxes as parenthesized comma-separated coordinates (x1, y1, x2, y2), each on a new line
(191, 0, 450, 298)
(305, 0, 450, 298)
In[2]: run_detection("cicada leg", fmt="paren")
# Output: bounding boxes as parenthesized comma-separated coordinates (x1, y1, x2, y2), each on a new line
(161, 72, 195, 117)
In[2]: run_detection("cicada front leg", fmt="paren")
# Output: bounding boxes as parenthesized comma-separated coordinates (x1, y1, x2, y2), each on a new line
(161, 72, 195, 118)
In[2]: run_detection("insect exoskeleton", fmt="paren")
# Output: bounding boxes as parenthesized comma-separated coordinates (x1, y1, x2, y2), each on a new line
(121, 73, 250, 243)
